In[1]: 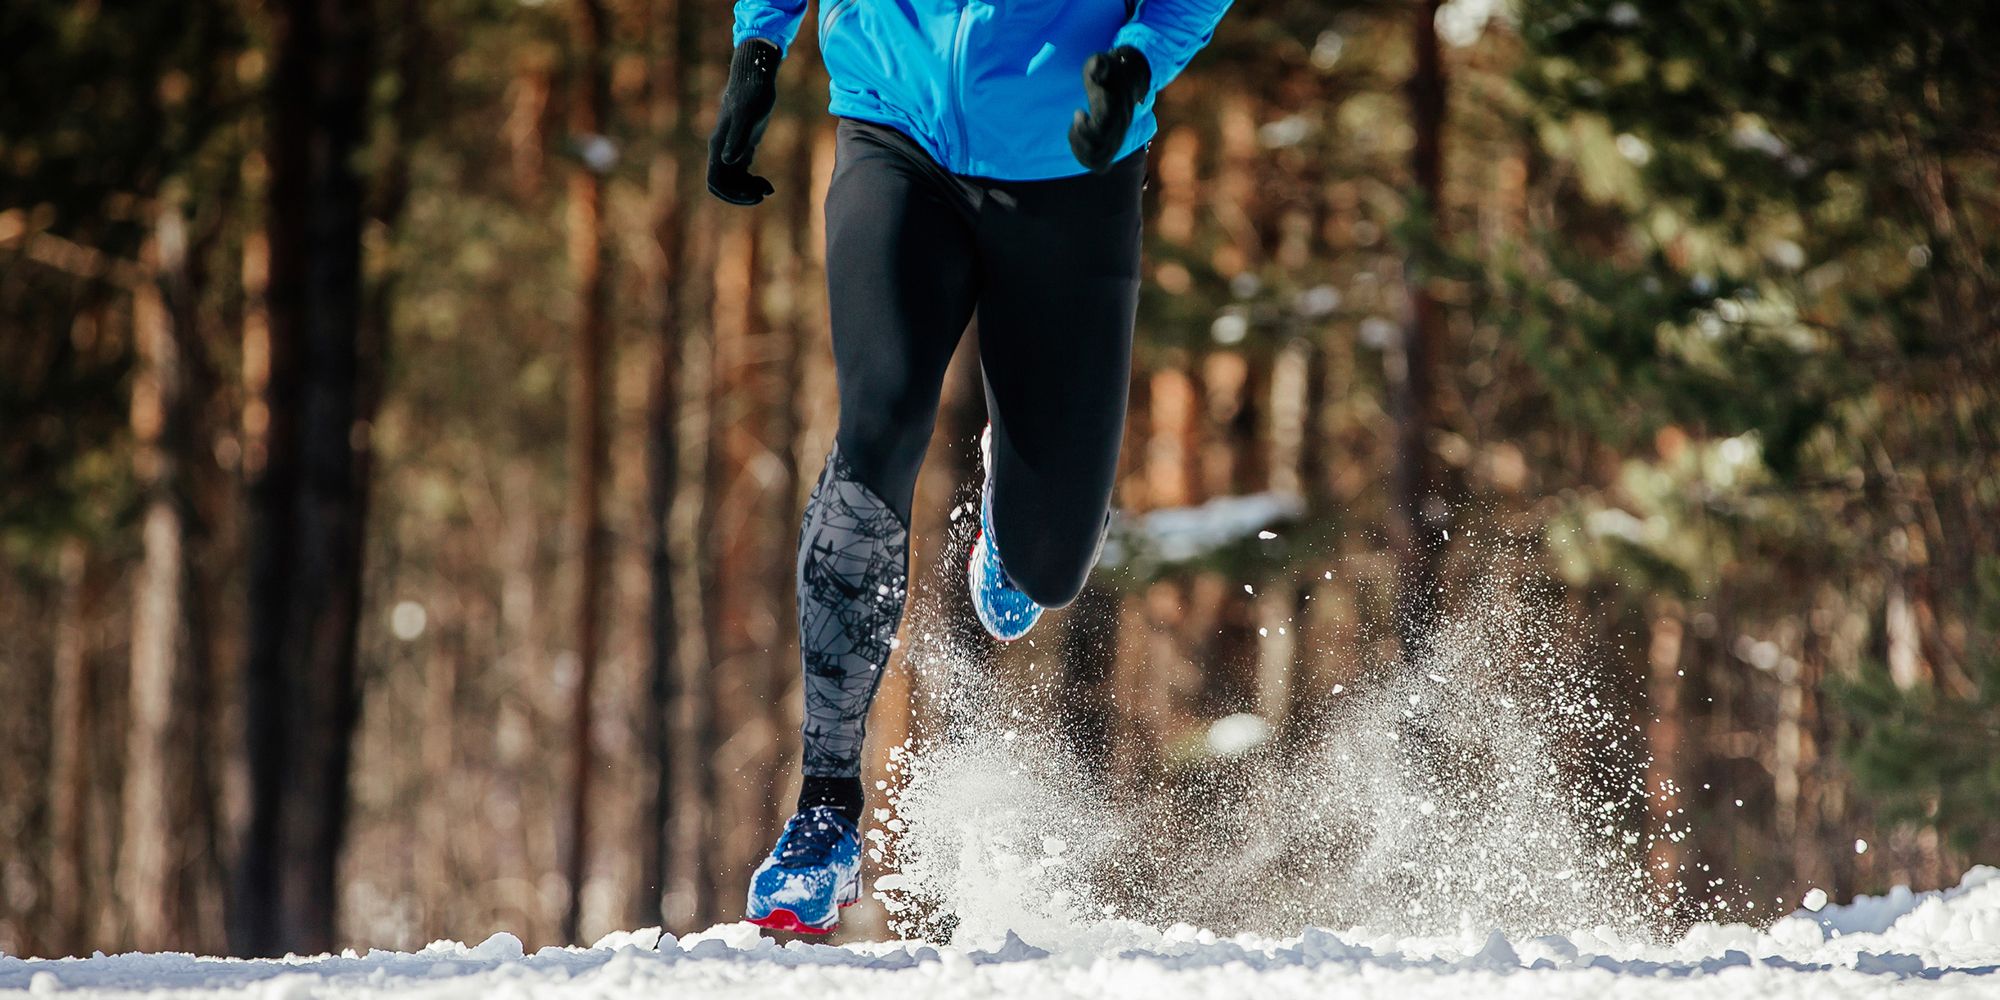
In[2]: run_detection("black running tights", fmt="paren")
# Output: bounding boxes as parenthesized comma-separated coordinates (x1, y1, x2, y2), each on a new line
(794, 118, 1145, 799)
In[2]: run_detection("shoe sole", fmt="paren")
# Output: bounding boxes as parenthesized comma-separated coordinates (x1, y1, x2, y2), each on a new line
(972, 425, 1037, 642)
(745, 898, 855, 936)
(968, 532, 1033, 643)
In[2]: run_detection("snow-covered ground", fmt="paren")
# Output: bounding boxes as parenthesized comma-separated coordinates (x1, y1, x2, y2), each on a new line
(5, 868, 1998, 998)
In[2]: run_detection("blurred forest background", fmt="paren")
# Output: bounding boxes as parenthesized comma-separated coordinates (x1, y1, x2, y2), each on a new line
(3, 0, 1997, 959)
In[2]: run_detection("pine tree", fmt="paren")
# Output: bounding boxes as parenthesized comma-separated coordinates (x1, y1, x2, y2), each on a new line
(1515, 0, 2000, 862)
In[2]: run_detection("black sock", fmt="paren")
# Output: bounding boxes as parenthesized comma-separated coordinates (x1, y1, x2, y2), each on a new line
(798, 774, 865, 826)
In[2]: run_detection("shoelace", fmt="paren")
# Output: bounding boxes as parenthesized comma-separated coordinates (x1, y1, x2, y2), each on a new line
(775, 807, 852, 868)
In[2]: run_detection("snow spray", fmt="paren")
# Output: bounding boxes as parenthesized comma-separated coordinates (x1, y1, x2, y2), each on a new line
(873, 505, 1710, 948)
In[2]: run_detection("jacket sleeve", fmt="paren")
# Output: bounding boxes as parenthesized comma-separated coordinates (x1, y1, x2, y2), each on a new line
(733, 0, 808, 53)
(1113, 0, 1233, 101)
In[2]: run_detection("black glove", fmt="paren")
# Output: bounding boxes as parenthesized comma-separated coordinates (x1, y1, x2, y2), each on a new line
(708, 39, 781, 205)
(1068, 46, 1152, 173)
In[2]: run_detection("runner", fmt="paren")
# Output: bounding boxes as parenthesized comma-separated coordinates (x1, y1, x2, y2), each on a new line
(712, 0, 1233, 934)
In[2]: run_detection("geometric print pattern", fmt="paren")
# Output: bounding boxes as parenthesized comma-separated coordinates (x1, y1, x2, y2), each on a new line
(796, 446, 910, 777)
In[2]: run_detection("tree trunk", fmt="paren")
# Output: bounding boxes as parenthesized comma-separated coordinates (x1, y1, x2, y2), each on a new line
(1196, 353, 1262, 716)
(1257, 333, 1313, 732)
(234, 0, 376, 957)
(686, 211, 757, 925)
(1281, 332, 1331, 748)
(48, 540, 92, 955)
(758, 113, 816, 848)
(560, 0, 613, 946)
(419, 635, 461, 938)
(640, 0, 700, 929)
(662, 150, 725, 934)
(1388, 0, 1450, 663)
(1058, 586, 1120, 778)
(1644, 598, 1688, 918)
(121, 215, 204, 953)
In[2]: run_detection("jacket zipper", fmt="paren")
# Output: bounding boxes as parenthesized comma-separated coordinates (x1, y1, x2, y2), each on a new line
(947, 1, 975, 171)
(822, 0, 857, 34)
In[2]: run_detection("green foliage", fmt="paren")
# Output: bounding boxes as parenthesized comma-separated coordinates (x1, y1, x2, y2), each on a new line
(1516, 0, 2000, 859)
(0, 326, 137, 559)
(1, 1, 248, 562)
(1511, 0, 1999, 554)
(1837, 559, 2000, 854)
(0, 1, 245, 242)
(1517, 0, 1999, 363)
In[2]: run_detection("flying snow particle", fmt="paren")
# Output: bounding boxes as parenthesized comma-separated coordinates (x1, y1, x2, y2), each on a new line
(1615, 133, 1652, 165)
(1205, 712, 1272, 758)
(1855, 839, 1869, 855)
(1802, 888, 1829, 912)
(1360, 316, 1399, 348)
(1211, 312, 1249, 345)
(1434, 0, 1500, 46)
(1258, 530, 1278, 540)
(1258, 115, 1313, 149)
(1767, 239, 1806, 271)
(390, 600, 428, 641)
(577, 134, 620, 173)
(1297, 285, 1341, 317)
(1310, 30, 1345, 71)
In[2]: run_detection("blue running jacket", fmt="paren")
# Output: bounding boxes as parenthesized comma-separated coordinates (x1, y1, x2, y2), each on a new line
(733, 0, 1233, 180)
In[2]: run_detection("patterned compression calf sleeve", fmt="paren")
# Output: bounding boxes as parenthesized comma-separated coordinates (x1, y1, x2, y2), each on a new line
(797, 447, 910, 777)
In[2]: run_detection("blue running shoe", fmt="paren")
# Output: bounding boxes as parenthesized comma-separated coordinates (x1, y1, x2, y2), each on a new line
(745, 806, 862, 934)
(970, 425, 1044, 642)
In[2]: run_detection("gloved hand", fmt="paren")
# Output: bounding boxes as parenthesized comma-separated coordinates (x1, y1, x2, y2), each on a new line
(1068, 46, 1152, 173)
(709, 39, 781, 205)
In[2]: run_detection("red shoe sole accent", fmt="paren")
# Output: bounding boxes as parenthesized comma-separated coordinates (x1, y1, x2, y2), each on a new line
(746, 908, 834, 935)
(745, 898, 856, 936)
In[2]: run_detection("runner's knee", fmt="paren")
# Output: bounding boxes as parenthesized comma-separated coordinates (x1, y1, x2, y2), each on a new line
(995, 517, 1105, 610)
(833, 372, 939, 521)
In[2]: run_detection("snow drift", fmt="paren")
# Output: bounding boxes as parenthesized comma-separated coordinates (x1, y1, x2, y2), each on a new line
(5, 870, 1997, 997)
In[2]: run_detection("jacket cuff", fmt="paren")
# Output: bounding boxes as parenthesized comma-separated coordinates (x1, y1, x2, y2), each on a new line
(732, 24, 791, 55)
(1111, 24, 1167, 101)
